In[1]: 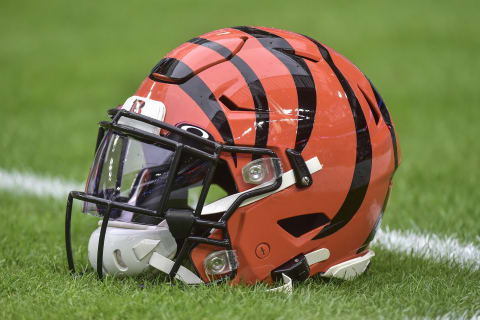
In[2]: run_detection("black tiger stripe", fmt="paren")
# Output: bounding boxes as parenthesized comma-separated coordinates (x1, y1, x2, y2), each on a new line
(305, 36, 373, 240)
(188, 37, 233, 59)
(189, 37, 269, 158)
(356, 184, 391, 254)
(369, 80, 399, 170)
(150, 58, 236, 150)
(232, 26, 316, 153)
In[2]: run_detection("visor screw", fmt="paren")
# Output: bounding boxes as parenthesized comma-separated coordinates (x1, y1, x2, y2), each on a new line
(249, 165, 264, 182)
(206, 256, 226, 274)
(255, 243, 270, 259)
(301, 176, 311, 186)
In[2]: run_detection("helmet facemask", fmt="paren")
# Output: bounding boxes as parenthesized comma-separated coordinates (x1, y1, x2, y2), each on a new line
(65, 108, 283, 284)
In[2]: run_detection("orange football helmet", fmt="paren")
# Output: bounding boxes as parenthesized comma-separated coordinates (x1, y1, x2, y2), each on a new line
(65, 26, 400, 287)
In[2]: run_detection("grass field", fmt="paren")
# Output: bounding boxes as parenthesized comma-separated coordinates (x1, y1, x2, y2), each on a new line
(1, 0, 479, 318)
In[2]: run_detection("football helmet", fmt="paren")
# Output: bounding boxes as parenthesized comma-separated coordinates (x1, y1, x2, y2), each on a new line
(65, 26, 400, 287)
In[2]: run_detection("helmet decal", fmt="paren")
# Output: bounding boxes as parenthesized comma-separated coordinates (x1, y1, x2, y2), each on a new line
(129, 99, 145, 113)
(178, 124, 215, 141)
(233, 26, 317, 154)
(308, 37, 373, 240)
(188, 37, 270, 161)
(369, 79, 399, 170)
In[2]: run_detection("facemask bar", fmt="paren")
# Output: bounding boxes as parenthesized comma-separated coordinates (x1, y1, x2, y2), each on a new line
(65, 109, 283, 282)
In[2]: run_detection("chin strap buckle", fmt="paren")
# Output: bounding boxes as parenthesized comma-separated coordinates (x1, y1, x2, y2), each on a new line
(269, 248, 331, 294)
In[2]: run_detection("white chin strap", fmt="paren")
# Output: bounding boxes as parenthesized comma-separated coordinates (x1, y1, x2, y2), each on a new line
(88, 220, 203, 284)
(87, 221, 308, 293)
(267, 273, 293, 294)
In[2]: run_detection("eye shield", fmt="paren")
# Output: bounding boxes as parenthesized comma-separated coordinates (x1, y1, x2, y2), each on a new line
(84, 131, 215, 225)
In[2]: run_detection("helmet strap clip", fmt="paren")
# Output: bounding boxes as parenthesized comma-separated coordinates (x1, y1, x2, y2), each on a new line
(286, 149, 313, 188)
(165, 209, 195, 240)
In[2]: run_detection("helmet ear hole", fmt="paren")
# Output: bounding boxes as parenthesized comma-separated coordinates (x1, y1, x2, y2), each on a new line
(113, 249, 128, 271)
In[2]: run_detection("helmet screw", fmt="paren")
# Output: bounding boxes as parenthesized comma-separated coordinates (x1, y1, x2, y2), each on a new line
(255, 243, 270, 259)
(301, 176, 311, 186)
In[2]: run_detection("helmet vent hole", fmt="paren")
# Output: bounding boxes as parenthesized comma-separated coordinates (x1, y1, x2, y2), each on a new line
(274, 48, 320, 63)
(358, 85, 380, 125)
(278, 213, 330, 238)
(219, 95, 253, 112)
(113, 249, 128, 271)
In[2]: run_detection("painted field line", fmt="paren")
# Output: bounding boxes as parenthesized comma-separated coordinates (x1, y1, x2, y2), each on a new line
(1, 168, 479, 270)
(0, 169, 83, 199)
(373, 228, 479, 271)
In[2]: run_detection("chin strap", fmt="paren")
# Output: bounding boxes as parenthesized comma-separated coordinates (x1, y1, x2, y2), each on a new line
(148, 249, 293, 294)
(267, 273, 293, 295)
(149, 252, 204, 284)
(131, 237, 321, 294)
(266, 248, 330, 295)
(322, 250, 375, 280)
(132, 239, 203, 284)
(134, 239, 292, 292)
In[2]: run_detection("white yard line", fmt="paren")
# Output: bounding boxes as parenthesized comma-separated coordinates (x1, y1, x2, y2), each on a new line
(0, 168, 479, 271)
(0, 169, 83, 199)
(373, 228, 479, 271)
(419, 311, 480, 320)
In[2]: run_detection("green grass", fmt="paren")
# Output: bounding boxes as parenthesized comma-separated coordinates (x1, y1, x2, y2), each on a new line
(0, 193, 479, 319)
(1, 0, 480, 318)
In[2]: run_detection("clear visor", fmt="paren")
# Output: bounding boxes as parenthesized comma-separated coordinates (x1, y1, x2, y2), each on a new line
(84, 131, 215, 225)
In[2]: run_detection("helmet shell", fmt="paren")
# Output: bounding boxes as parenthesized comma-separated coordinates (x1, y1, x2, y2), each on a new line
(133, 26, 400, 283)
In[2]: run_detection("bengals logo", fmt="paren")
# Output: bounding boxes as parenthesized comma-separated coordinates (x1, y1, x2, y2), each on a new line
(129, 99, 146, 114)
